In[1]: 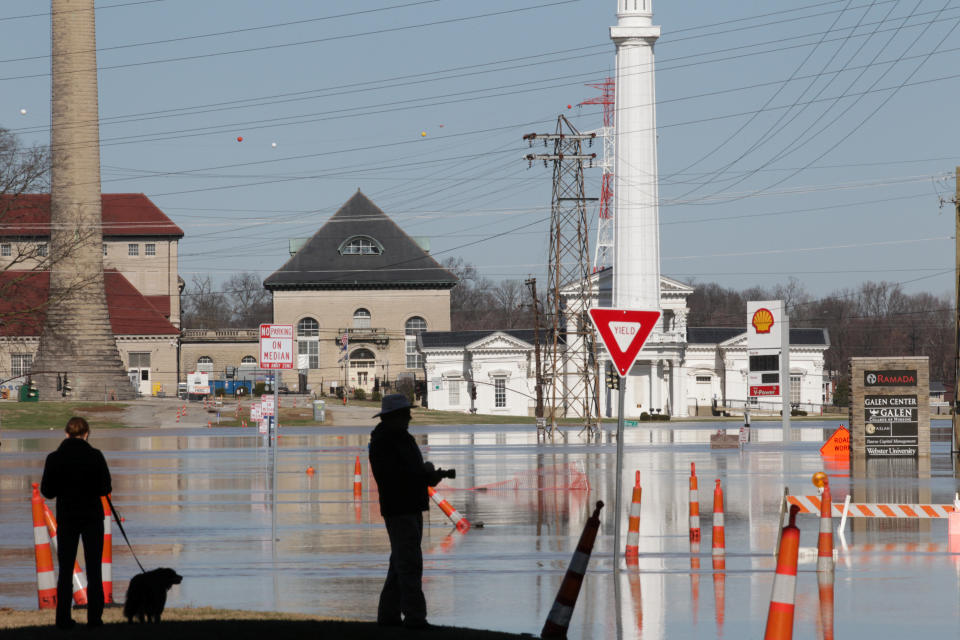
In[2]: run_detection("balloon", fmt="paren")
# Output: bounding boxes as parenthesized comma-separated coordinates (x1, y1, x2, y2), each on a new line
(420, 131, 427, 137)
(271, 142, 277, 148)
(567, 104, 572, 109)
(236, 136, 243, 142)
(19, 108, 27, 115)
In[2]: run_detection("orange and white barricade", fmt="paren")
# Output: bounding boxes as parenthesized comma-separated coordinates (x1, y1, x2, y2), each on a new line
(41, 503, 88, 606)
(689, 463, 700, 543)
(541, 501, 604, 638)
(788, 494, 956, 538)
(353, 456, 362, 498)
(31, 483, 57, 609)
(712, 479, 725, 557)
(764, 505, 800, 640)
(625, 471, 641, 558)
(101, 496, 113, 603)
(428, 486, 470, 533)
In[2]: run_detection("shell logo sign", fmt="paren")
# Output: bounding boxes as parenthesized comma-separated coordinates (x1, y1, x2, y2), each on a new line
(751, 308, 774, 334)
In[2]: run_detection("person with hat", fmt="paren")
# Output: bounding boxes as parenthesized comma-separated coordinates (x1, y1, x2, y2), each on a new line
(369, 393, 443, 629)
(40, 416, 112, 629)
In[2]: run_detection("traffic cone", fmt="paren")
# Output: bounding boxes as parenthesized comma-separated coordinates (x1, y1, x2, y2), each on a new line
(207, 420, 212, 428)
(176, 408, 181, 423)
(41, 503, 88, 605)
(100, 496, 113, 603)
(764, 504, 801, 640)
(712, 479, 725, 557)
(306, 466, 315, 475)
(817, 480, 834, 576)
(353, 456, 362, 498)
(689, 463, 700, 543)
(625, 471, 641, 558)
(541, 501, 604, 638)
(427, 486, 470, 533)
(31, 483, 57, 609)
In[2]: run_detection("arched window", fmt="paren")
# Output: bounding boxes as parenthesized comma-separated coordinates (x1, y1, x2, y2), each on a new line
(338, 235, 383, 255)
(297, 317, 319, 369)
(241, 355, 257, 365)
(350, 348, 376, 361)
(353, 308, 371, 329)
(405, 316, 427, 368)
(197, 356, 213, 373)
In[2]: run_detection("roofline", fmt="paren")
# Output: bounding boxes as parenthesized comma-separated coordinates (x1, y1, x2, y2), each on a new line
(265, 281, 457, 291)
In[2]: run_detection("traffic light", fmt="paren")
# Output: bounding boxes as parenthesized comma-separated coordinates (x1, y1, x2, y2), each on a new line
(62, 373, 71, 397)
(470, 384, 477, 401)
(27, 378, 38, 399)
(605, 364, 620, 390)
(56, 374, 62, 392)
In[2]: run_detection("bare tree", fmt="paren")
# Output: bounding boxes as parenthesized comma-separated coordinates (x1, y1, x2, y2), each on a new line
(225, 272, 272, 327)
(181, 275, 231, 329)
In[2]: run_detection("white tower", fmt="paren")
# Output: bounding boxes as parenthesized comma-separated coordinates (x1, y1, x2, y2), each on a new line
(611, 0, 661, 310)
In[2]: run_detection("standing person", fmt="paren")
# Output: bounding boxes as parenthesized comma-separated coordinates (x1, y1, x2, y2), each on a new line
(368, 393, 443, 629)
(41, 417, 111, 629)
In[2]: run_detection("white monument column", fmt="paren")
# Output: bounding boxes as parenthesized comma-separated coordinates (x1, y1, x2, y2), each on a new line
(611, 0, 661, 310)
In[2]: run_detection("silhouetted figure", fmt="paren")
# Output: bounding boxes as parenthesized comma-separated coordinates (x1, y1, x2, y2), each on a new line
(369, 394, 443, 629)
(41, 417, 111, 629)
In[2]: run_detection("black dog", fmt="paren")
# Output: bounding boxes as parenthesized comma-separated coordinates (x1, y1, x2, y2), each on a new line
(123, 568, 183, 623)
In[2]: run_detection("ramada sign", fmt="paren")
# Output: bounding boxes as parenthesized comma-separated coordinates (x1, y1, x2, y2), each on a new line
(588, 309, 661, 376)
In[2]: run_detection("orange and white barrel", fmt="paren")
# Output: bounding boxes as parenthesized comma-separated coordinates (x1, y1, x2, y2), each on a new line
(712, 479, 725, 557)
(41, 502, 88, 606)
(101, 496, 113, 603)
(764, 505, 800, 640)
(541, 501, 604, 638)
(817, 481, 834, 576)
(428, 486, 470, 533)
(689, 463, 700, 543)
(353, 456, 362, 498)
(625, 471, 642, 558)
(31, 483, 57, 609)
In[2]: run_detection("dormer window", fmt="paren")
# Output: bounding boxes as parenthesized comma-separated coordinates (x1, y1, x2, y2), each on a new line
(338, 235, 383, 255)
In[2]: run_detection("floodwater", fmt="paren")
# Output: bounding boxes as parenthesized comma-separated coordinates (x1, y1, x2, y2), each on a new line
(2, 420, 959, 638)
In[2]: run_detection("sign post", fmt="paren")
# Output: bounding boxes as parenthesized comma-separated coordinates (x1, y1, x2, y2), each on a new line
(588, 308, 660, 573)
(259, 324, 294, 447)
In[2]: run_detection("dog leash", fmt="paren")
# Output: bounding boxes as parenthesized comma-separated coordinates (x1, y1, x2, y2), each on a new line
(105, 495, 146, 574)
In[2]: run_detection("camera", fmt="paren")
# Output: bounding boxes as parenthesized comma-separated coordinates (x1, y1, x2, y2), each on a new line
(424, 462, 456, 481)
(435, 467, 456, 479)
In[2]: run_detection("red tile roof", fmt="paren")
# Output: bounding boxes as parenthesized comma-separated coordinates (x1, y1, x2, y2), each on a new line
(0, 270, 179, 336)
(143, 294, 171, 319)
(0, 193, 184, 237)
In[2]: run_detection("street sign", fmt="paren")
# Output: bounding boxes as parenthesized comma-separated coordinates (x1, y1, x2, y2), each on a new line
(261, 396, 275, 417)
(259, 324, 294, 370)
(820, 425, 850, 457)
(588, 308, 661, 376)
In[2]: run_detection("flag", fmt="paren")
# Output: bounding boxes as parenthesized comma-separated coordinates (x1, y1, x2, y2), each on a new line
(340, 333, 348, 351)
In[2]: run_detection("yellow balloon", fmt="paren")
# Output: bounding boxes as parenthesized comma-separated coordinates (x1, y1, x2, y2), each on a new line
(421, 131, 427, 137)
(812, 471, 828, 488)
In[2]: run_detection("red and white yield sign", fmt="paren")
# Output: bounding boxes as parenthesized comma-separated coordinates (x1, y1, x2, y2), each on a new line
(588, 309, 661, 376)
(259, 324, 294, 369)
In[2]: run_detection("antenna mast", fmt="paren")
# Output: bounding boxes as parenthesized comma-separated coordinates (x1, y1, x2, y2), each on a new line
(579, 78, 616, 272)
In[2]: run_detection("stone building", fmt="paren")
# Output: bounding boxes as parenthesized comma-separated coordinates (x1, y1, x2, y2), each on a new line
(264, 191, 457, 394)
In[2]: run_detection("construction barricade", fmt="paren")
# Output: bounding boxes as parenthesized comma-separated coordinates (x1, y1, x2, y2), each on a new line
(41, 503, 88, 606)
(31, 483, 57, 609)
(541, 501, 604, 639)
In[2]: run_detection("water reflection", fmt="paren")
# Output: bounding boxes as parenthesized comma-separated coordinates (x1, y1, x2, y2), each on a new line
(1, 420, 958, 638)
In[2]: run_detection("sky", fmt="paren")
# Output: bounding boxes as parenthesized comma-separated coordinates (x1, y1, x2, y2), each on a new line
(0, 0, 958, 301)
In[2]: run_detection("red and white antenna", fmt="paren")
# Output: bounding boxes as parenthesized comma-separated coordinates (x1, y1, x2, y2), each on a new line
(579, 78, 615, 272)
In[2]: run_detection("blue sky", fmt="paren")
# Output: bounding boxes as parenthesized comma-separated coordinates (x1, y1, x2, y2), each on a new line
(1, 0, 958, 298)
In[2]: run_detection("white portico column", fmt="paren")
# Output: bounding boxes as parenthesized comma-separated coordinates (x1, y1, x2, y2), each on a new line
(611, 0, 661, 311)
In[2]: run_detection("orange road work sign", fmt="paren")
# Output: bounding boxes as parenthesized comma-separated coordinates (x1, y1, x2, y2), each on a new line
(820, 426, 850, 457)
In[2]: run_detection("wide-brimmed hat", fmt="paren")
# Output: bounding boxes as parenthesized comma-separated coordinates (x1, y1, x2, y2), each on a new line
(373, 393, 412, 417)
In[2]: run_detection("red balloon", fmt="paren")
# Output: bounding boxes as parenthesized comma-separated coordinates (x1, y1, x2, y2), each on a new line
(236, 136, 243, 142)
(567, 104, 572, 109)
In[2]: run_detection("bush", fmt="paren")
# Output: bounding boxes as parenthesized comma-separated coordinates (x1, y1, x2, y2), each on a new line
(791, 409, 807, 416)
(639, 412, 651, 421)
(354, 387, 366, 401)
(371, 390, 382, 402)
(254, 382, 266, 396)
(650, 413, 670, 421)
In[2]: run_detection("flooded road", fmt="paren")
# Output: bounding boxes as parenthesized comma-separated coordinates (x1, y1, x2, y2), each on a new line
(2, 420, 958, 638)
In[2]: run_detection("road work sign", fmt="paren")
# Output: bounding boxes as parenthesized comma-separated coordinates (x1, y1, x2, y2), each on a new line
(259, 324, 294, 369)
(588, 309, 661, 376)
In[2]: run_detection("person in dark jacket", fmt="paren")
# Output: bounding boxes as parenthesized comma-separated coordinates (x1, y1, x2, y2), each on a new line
(41, 416, 111, 629)
(368, 393, 443, 629)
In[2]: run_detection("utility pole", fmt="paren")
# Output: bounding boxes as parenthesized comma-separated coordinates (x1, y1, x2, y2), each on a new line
(953, 166, 960, 454)
(525, 277, 544, 419)
(524, 115, 600, 434)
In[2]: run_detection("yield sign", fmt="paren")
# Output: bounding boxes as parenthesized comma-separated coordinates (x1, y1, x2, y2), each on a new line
(588, 308, 661, 376)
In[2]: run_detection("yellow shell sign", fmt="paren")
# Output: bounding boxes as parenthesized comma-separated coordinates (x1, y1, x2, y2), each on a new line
(751, 308, 774, 334)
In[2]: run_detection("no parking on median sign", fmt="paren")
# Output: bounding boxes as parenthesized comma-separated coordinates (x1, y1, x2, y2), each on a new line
(259, 324, 294, 369)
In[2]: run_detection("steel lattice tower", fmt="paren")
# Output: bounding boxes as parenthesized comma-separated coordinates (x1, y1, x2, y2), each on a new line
(579, 78, 616, 272)
(524, 115, 600, 432)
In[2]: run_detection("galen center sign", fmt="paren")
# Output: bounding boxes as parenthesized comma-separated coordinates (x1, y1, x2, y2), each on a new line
(259, 324, 294, 370)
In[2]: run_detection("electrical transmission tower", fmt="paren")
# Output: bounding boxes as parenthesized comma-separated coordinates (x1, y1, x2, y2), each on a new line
(523, 115, 600, 433)
(579, 78, 615, 272)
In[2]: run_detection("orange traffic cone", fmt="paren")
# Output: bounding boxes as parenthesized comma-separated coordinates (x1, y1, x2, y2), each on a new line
(41, 503, 88, 605)
(175, 408, 181, 423)
(689, 463, 700, 543)
(764, 504, 801, 640)
(306, 466, 315, 475)
(353, 456, 362, 498)
(100, 496, 113, 603)
(712, 479, 725, 557)
(626, 471, 641, 558)
(541, 501, 604, 638)
(31, 483, 57, 609)
(817, 480, 834, 576)
(427, 486, 470, 533)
